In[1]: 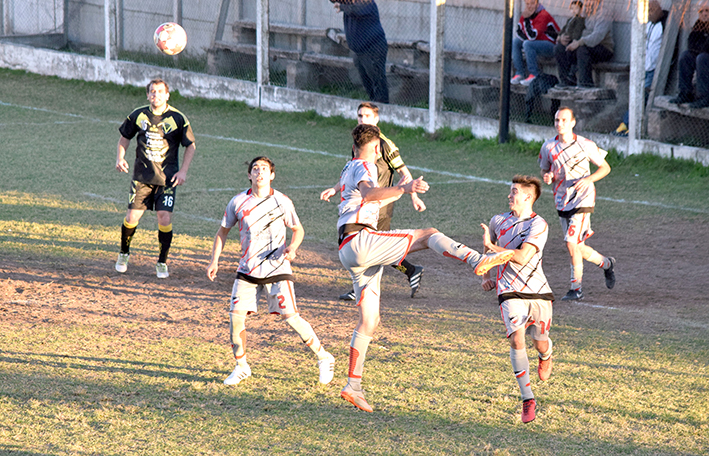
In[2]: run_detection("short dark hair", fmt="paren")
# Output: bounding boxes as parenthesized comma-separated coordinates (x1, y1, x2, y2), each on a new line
(357, 102, 379, 115)
(512, 175, 542, 203)
(147, 78, 169, 93)
(557, 106, 576, 121)
(571, 0, 583, 8)
(248, 156, 275, 174)
(352, 124, 381, 150)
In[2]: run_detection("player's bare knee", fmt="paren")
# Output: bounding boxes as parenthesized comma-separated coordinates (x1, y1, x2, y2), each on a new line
(411, 228, 439, 250)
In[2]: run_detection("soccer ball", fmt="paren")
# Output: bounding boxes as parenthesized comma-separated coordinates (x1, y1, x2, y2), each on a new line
(154, 22, 187, 56)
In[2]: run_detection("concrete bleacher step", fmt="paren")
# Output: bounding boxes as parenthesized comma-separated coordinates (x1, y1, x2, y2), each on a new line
(544, 86, 615, 101)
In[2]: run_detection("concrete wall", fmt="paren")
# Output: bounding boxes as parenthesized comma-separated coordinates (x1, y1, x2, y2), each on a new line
(1, 41, 707, 166)
(56, 0, 637, 61)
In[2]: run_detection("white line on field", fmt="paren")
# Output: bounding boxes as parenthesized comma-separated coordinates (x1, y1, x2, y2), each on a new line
(570, 302, 618, 310)
(3, 100, 706, 214)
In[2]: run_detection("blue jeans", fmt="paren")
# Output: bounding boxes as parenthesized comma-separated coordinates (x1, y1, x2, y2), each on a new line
(678, 50, 709, 98)
(354, 44, 389, 103)
(622, 70, 654, 125)
(513, 38, 555, 77)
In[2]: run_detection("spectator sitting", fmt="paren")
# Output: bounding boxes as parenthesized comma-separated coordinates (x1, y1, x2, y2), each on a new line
(332, 0, 389, 103)
(559, 1, 585, 43)
(554, 0, 614, 88)
(613, 0, 665, 136)
(669, 2, 709, 108)
(511, 0, 560, 87)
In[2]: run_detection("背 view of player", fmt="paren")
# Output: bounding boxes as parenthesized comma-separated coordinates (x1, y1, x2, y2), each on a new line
(321, 124, 515, 412)
(321, 102, 426, 301)
(480, 175, 554, 424)
(207, 156, 335, 386)
(539, 107, 616, 300)
(114, 78, 196, 279)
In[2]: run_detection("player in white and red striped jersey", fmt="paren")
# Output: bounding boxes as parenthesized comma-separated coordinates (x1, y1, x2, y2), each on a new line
(539, 107, 616, 301)
(207, 156, 335, 387)
(481, 175, 554, 424)
(321, 124, 515, 413)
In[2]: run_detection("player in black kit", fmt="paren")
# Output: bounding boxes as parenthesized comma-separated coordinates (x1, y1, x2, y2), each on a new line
(114, 78, 196, 278)
(321, 103, 426, 299)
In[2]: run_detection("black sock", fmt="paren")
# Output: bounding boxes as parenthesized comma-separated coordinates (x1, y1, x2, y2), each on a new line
(120, 222, 137, 254)
(391, 259, 415, 277)
(158, 228, 173, 263)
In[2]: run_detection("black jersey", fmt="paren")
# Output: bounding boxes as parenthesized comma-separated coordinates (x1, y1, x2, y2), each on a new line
(375, 133, 405, 188)
(119, 105, 195, 186)
(349, 132, 405, 188)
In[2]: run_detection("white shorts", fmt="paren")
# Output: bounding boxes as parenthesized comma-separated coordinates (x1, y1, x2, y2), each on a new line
(560, 212, 594, 244)
(338, 228, 414, 304)
(499, 298, 552, 341)
(230, 279, 298, 316)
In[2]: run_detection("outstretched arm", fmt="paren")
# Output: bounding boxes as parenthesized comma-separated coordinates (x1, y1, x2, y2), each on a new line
(360, 175, 429, 205)
(481, 223, 537, 266)
(207, 225, 231, 281)
(397, 165, 426, 212)
(320, 179, 341, 202)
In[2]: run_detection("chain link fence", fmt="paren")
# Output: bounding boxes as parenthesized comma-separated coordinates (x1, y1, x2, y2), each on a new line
(3, 0, 709, 149)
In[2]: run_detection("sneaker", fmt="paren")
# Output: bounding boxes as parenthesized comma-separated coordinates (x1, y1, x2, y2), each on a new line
(510, 74, 524, 85)
(340, 383, 373, 412)
(224, 363, 251, 385)
(339, 290, 356, 301)
(538, 356, 552, 381)
(115, 253, 130, 273)
(604, 257, 616, 289)
(561, 289, 583, 301)
(408, 265, 425, 298)
(520, 74, 536, 86)
(317, 352, 335, 385)
(522, 398, 536, 423)
(473, 250, 515, 276)
(156, 262, 169, 279)
(615, 122, 628, 135)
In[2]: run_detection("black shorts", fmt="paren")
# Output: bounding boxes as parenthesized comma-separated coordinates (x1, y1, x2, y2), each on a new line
(128, 180, 176, 212)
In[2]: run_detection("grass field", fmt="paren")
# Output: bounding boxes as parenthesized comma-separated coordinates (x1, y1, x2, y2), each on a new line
(1, 68, 708, 456)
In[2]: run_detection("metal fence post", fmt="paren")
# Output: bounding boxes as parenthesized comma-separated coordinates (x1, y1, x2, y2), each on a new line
(428, 0, 445, 133)
(256, 0, 270, 102)
(104, 0, 110, 60)
(628, 0, 648, 156)
(499, 0, 514, 143)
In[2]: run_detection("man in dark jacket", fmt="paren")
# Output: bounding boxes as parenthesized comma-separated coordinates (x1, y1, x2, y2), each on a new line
(670, 3, 709, 108)
(333, 0, 389, 103)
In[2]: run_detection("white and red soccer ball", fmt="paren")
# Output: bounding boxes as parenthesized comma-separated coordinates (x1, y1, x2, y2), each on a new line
(154, 22, 187, 56)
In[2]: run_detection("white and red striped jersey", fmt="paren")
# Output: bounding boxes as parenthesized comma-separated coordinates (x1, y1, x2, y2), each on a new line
(337, 158, 381, 231)
(538, 134, 607, 213)
(489, 212, 554, 303)
(221, 188, 300, 280)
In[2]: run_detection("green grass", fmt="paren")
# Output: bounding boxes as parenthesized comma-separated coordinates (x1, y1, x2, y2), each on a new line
(1, 68, 708, 455)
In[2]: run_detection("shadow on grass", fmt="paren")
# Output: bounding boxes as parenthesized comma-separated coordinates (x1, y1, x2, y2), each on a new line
(0, 351, 220, 382)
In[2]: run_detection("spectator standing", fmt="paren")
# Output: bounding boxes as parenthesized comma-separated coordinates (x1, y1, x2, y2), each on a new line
(614, 0, 665, 136)
(669, 2, 709, 108)
(554, 0, 614, 88)
(511, 0, 560, 87)
(333, 0, 389, 103)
